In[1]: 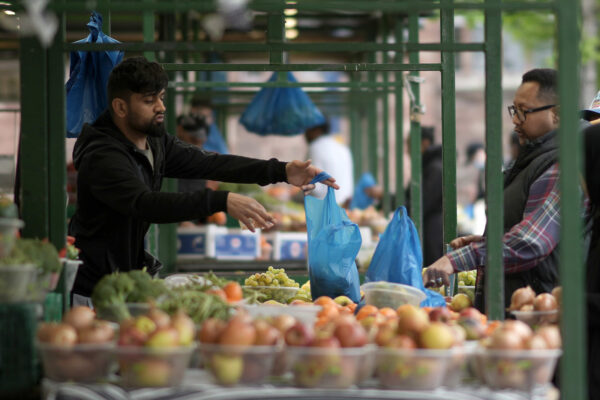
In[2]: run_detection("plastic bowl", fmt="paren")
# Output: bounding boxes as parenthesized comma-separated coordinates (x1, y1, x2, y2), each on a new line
(0, 264, 37, 302)
(28, 270, 62, 302)
(475, 348, 562, 391)
(38, 341, 116, 382)
(115, 345, 195, 388)
(164, 273, 207, 289)
(375, 347, 454, 390)
(287, 345, 370, 388)
(199, 343, 279, 385)
(240, 304, 322, 326)
(511, 309, 559, 328)
(362, 281, 426, 309)
(60, 258, 83, 293)
(443, 342, 478, 388)
(96, 302, 152, 322)
(0, 218, 23, 258)
(356, 344, 377, 383)
(242, 285, 300, 304)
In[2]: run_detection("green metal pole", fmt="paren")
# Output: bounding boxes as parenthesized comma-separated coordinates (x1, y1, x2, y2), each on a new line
(483, 0, 504, 320)
(395, 18, 405, 207)
(158, 14, 178, 275)
(557, 0, 586, 398)
(143, 0, 155, 61)
(367, 36, 378, 180)
(408, 13, 422, 240)
(350, 84, 362, 180)
(19, 37, 49, 239)
(382, 18, 391, 216)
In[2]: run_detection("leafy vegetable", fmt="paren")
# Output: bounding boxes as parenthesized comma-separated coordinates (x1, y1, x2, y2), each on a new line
(0, 238, 62, 273)
(159, 283, 232, 324)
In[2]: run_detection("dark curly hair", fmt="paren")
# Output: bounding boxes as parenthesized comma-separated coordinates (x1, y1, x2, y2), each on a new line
(107, 57, 168, 113)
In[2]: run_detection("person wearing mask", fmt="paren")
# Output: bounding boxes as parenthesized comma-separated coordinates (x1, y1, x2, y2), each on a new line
(304, 120, 354, 206)
(424, 68, 561, 311)
(69, 57, 337, 306)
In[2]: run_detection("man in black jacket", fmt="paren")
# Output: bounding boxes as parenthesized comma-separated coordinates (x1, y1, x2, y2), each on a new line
(69, 57, 337, 304)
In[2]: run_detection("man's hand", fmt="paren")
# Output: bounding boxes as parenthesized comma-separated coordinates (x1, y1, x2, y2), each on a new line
(285, 160, 339, 194)
(423, 256, 454, 288)
(449, 235, 484, 250)
(226, 193, 275, 232)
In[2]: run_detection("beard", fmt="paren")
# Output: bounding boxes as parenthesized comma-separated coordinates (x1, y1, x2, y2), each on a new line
(128, 112, 167, 137)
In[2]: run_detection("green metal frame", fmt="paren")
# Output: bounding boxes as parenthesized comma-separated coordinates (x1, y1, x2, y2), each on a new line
(16, 0, 584, 396)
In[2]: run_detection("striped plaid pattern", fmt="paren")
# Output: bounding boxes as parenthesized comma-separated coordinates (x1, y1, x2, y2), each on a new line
(448, 163, 560, 273)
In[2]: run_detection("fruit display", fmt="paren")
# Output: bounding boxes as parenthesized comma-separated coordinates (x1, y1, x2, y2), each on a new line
(37, 306, 116, 382)
(285, 315, 370, 388)
(116, 308, 196, 387)
(198, 313, 282, 385)
(476, 321, 562, 391)
(362, 281, 426, 309)
(508, 286, 559, 327)
(243, 266, 301, 303)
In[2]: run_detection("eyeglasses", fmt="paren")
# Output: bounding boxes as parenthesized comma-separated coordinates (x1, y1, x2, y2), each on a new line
(507, 104, 556, 122)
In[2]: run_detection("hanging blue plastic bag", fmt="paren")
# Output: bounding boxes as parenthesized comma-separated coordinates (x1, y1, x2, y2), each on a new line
(350, 172, 377, 210)
(203, 124, 230, 154)
(239, 72, 326, 136)
(366, 206, 445, 307)
(66, 12, 123, 138)
(305, 172, 362, 302)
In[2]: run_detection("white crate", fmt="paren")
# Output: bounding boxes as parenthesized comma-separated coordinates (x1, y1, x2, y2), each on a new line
(271, 232, 308, 261)
(213, 228, 261, 260)
(177, 224, 227, 260)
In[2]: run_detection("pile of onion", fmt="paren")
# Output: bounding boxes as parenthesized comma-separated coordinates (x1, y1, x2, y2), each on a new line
(37, 306, 115, 346)
(508, 286, 536, 311)
(485, 320, 561, 350)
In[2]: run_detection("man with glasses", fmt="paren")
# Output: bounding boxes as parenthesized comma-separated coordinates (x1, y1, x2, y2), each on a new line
(424, 68, 560, 311)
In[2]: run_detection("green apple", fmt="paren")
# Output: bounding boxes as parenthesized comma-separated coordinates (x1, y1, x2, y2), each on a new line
(135, 316, 157, 335)
(211, 354, 243, 385)
(145, 327, 179, 348)
(131, 359, 171, 387)
(333, 295, 353, 307)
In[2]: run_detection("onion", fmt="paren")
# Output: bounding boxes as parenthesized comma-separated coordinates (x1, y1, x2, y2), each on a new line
(147, 307, 171, 328)
(509, 286, 536, 311)
(489, 328, 524, 350)
(519, 304, 534, 312)
(551, 286, 562, 307)
(37, 322, 59, 342)
(78, 321, 115, 344)
(48, 323, 78, 347)
(503, 320, 533, 342)
(536, 325, 561, 349)
(527, 334, 549, 350)
(63, 306, 96, 330)
(533, 293, 558, 312)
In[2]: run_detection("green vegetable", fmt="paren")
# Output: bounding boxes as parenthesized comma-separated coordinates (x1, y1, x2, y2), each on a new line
(1, 238, 62, 273)
(159, 283, 232, 324)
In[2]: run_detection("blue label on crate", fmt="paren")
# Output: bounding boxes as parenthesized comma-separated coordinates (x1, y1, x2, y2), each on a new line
(177, 232, 206, 255)
(279, 239, 307, 260)
(215, 234, 257, 257)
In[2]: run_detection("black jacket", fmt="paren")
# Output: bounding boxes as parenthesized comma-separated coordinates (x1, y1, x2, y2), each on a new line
(69, 111, 287, 296)
(421, 145, 444, 266)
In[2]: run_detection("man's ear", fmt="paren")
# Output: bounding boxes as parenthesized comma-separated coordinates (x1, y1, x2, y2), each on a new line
(112, 98, 128, 118)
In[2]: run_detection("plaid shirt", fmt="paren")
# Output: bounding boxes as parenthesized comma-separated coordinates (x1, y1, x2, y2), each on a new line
(448, 163, 560, 274)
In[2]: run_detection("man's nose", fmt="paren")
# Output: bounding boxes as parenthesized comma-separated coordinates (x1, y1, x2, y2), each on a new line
(512, 113, 521, 126)
(155, 99, 166, 113)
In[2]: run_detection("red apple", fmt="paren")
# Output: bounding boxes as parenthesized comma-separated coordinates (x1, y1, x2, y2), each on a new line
(253, 319, 281, 346)
(220, 318, 257, 347)
(285, 322, 314, 346)
(271, 314, 297, 333)
(428, 307, 453, 323)
(311, 335, 341, 348)
(385, 334, 416, 349)
(131, 359, 172, 387)
(119, 326, 148, 346)
(147, 308, 171, 329)
(334, 322, 367, 348)
(397, 306, 430, 336)
(199, 318, 226, 344)
(459, 307, 483, 321)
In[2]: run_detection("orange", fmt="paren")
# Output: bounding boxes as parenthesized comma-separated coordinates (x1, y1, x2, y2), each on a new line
(318, 304, 340, 320)
(356, 304, 379, 320)
(314, 296, 336, 308)
(207, 288, 227, 302)
(223, 282, 243, 302)
(378, 307, 397, 319)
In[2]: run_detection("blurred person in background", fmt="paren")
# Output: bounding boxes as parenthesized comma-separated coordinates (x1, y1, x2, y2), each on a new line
(305, 119, 354, 206)
(189, 97, 230, 154)
(424, 68, 561, 312)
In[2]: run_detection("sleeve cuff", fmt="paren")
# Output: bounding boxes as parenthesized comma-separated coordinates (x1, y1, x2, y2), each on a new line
(209, 190, 229, 213)
(447, 246, 478, 272)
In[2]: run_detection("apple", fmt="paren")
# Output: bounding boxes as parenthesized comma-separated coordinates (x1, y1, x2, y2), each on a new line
(312, 335, 341, 348)
(211, 354, 243, 385)
(263, 300, 284, 306)
(131, 359, 171, 387)
(285, 322, 314, 346)
(272, 314, 297, 334)
(334, 322, 367, 348)
(171, 311, 195, 346)
(397, 306, 430, 336)
(253, 319, 281, 346)
(147, 308, 171, 329)
(419, 322, 454, 349)
(448, 323, 466, 345)
(199, 318, 226, 344)
(385, 334, 416, 349)
(118, 326, 148, 346)
(333, 295, 353, 307)
(450, 293, 472, 312)
(428, 307, 453, 323)
(220, 318, 256, 347)
(458, 317, 486, 340)
(146, 327, 180, 348)
(134, 316, 157, 336)
(375, 323, 397, 346)
(459, 307, 483, 321)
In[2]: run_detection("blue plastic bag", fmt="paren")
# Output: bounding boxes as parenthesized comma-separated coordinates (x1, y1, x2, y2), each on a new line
(66, 12, 123, 138)
(366, 206, 445, 307)
(305, 172, 362, 302)
(239, 72, 326, 136)
(203, 124, 230, 154)
(350, 172, 377, 210)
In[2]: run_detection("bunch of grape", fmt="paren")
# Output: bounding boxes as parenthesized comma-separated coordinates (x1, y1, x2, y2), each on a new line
(457, 270, 477, 286)
(244, 266, 299, 288)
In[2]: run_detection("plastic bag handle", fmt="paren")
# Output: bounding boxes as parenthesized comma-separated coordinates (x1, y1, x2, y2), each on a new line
(309, 171, 332, 185)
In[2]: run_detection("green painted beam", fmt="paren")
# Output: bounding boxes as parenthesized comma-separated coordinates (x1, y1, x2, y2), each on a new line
(161, 63, 443, 72)
(267, 12, 285, 65)
(19, 37, 49, 239)
(143, 0, 155, 61)
(381, 18, 391, 216)
(441, 0, 457, 261)
(408, 14, 422, 239)
(367, 41, 378, 180)
(557, 0, 586, 397)
(63, 42, 486, 53)
(483, 0, 504, 320)
(169, 81, 404, 89)
(395, 18, 405, 207)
